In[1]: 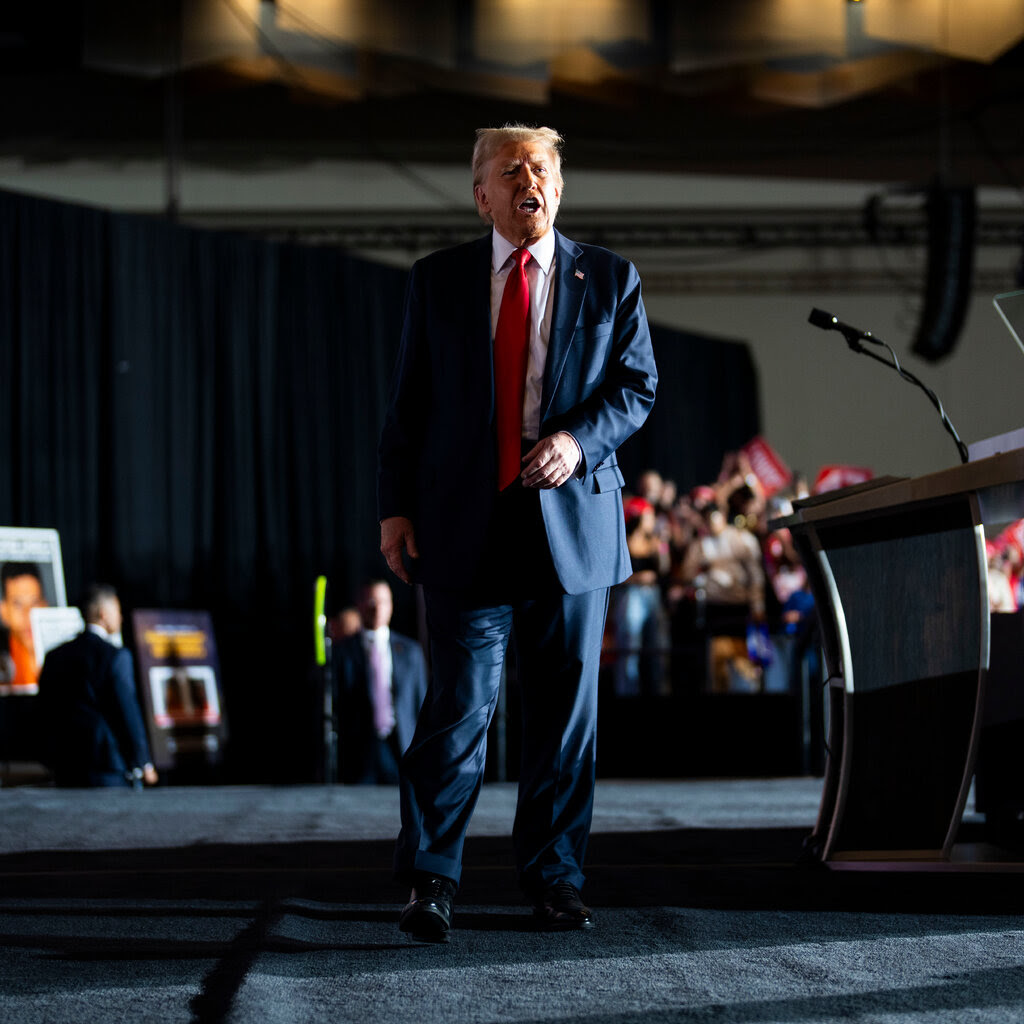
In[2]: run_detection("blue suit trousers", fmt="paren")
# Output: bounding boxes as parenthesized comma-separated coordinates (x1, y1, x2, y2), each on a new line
(395, 579, 609, 893)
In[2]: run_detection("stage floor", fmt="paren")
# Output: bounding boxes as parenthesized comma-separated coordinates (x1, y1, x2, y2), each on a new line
(3, 779, 1024, 1024)
(0, 776, 825, 853)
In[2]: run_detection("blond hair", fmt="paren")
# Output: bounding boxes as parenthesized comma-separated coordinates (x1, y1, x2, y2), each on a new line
(471, 124, 565, 190)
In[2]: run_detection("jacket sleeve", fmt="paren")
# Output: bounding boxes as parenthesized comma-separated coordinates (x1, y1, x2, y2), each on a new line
(107, 648, 153, 769)
(377, 262, 429, 522)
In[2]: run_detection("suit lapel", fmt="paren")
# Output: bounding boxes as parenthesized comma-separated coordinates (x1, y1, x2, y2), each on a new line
(348, 637, 370, 700)
(466, 235, 497, 419)
(541, 231, 586, 422)
(467, 233, 493, 336)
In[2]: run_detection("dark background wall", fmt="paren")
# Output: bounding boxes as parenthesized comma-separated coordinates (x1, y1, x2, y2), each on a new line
(0, 189, 759, 781)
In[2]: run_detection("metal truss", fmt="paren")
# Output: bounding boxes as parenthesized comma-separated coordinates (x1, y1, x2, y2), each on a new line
(188, 206, 1024, 252)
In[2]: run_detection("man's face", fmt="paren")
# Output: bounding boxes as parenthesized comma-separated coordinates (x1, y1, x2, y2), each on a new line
(0, 574, 46, 648)
(474, 140, 561, 248)
(638, 472, 663, 504)
(359, 584, 393, 631)
(99, 596, 123, 637)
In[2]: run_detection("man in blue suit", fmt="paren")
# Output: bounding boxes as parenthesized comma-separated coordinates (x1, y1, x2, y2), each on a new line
(37, 583, 157, 788)
(334, 579, 427, 784)
(378, 124, 657, 941)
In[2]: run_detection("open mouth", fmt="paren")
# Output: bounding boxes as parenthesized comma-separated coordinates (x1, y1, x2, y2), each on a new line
(518, 197, 540, 213)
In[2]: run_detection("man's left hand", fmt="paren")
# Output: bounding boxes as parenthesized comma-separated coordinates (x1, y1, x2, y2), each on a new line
(521, 432, 581, 489)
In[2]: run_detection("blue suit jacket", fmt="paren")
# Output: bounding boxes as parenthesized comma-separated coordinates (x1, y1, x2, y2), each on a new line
(378, 230, 657, 594)
(37, 630, 153, 786)
(334, 630, 428, 783)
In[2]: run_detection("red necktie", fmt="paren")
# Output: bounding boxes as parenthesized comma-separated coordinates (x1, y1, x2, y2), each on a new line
(494, 248, 531, 491)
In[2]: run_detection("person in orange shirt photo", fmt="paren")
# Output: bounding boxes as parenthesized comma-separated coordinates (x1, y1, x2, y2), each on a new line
(0, 562, 48, 694)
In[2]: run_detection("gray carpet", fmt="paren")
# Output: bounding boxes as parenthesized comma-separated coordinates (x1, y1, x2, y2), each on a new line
(2, 779, 1023, 1024)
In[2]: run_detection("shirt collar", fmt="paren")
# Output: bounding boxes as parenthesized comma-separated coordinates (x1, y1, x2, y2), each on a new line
(362, 626, 390, 645)
(87, 622, 122, 647)
(491, 226, 556, 277)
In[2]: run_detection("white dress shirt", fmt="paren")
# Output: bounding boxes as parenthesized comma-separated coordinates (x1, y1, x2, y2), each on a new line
(87, 622, 123, 648)
(489, 227, 557, 441)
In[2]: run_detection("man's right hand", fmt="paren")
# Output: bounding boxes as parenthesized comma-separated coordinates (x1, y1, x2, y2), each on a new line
(380, 516, 419, 585)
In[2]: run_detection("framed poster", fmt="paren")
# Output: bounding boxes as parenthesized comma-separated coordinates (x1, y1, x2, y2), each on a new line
(31, 607, 86, 668)
(0, 527, 67, 695)
(131, 609, 228, 770)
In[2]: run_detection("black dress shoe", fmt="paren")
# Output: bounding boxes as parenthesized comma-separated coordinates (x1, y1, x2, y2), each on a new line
(532, 881, 594, 930)
(399, 876, 457, 942)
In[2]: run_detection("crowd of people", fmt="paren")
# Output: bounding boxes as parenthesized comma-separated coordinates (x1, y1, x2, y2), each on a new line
(607, 455, 817, 697)
(986, 519, 1024, 613)
(609, 454, 1024, 694)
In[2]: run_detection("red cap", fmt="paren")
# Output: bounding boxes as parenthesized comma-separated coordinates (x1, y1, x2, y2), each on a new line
(623, 496, 653, 521)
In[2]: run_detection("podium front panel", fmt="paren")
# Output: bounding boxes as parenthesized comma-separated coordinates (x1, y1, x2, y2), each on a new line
(817, 498, 987, 695)
(795, 492, 988, 860)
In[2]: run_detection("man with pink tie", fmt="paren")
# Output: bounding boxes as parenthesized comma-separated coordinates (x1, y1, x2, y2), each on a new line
(334, 579, 427, 784)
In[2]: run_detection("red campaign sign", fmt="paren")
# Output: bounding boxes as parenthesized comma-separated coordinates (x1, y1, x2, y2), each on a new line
(812, 464, 874, 494)
(997, 518, 1024, 553)
(741, 436, 791, 498)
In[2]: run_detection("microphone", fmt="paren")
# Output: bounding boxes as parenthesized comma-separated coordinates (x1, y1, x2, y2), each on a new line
(808, 308, 872, 350)
(804, 307, 970, 464)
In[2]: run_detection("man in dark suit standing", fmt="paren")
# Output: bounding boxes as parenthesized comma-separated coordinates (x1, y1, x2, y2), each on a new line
(378, 124, 657, 941)
(37, 583, 157, 788)
(334, 579, 427, 784)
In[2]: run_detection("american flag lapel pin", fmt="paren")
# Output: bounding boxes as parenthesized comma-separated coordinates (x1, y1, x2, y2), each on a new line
(575, 269, 585, 280)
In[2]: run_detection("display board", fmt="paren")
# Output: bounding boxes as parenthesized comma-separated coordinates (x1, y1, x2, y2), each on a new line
(0, 527, 67, 695)
(131, 609, 227, 770)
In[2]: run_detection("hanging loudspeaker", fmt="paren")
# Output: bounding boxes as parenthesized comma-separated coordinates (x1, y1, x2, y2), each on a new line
(911, 184, 976, 362)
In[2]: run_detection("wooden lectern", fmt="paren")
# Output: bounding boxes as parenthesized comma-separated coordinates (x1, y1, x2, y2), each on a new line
(777, 448, 1024, 862)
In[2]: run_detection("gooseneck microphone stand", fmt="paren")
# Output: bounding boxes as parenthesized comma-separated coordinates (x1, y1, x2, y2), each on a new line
(808, 308, 969, 466)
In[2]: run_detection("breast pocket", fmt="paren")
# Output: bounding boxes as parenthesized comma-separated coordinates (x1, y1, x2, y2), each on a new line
(571, 321, 616, 391)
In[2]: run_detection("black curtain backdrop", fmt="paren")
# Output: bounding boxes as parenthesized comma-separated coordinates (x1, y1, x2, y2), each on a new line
(616, 323, 761, 495)
(0, 189, 758, 781)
